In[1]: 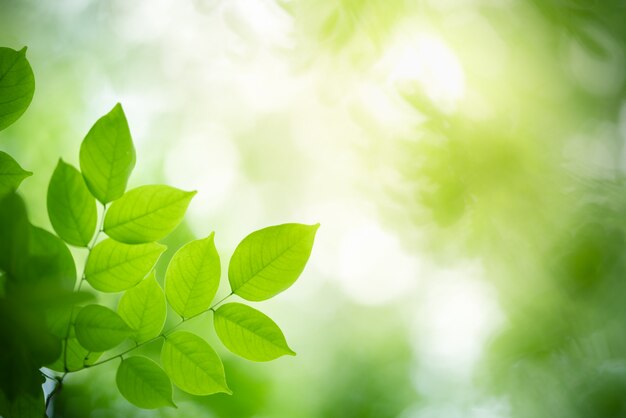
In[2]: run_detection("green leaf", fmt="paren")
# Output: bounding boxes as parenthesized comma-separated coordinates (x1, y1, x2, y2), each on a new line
(0, 151, 31, 197)
(79, 103, 136, 203)
(85, 239, 165, 292)
(47, 159, 97, 247)
(118, 273, 166, 342)
(214, 302, 295, 362)
(47, 337, 101, 373)
(229, 223, 319, 301)
(0, 47, 35, 132)
(74, 304, 132, 352)
(116, 356, 175, 409)
(24, 226, 76, 291)
(165, 233, 220, 318)
(161, 331, 231, 396)
(0, 192, 29, 277)
(104, 185, 196, 244)
(0, 392, 44, 418)
(46, 308, 101, 372)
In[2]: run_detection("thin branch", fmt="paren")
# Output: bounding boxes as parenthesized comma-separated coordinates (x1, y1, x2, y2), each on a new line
(63, 203, 107, 372)
(85, 292, 234, 368)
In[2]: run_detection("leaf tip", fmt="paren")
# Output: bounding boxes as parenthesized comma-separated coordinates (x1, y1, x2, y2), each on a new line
(18, 46, 27, 55)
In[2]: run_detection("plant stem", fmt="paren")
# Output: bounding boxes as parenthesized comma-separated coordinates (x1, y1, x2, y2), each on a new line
(44, 376, 63, 416)
(85, 292, 234, 368)
(85, 334, 164, 368)
(62, 203, 106, 372)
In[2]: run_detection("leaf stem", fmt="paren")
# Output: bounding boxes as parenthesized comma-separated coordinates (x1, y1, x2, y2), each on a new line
(85, 292, 234, 368)
(211, 292, 233, 310)
(63, 203, 107, 372)
(44, 375, 64, 415)
(40, 369, 55, 381)
(85, 333, 165, 368)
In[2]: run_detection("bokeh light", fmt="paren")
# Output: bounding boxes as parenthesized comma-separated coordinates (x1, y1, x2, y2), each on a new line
(2, 0, 626, 417)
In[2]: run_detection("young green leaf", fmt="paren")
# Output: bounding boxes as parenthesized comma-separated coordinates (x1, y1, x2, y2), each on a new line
(0, 151, 31, 197)
(0, 47, 35, 132)
(85, 239, 166, 292)
(214, 302, 295, 362)
(74, 304, 132, 352)
(47, 159, 97, 247)
(79, 103, 136, 203)
(165, 233, 220, 318)
(116, 356, 175, 409)
(118, 273, 166, 342)
(104, 185, 196, 244)
(229, 223, 319, 301)
(161, 331, 231, 396)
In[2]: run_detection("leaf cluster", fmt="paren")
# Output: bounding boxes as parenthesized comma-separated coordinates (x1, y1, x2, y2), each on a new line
(0, 46, 319, 416)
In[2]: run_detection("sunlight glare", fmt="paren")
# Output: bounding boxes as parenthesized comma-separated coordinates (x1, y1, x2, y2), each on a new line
(338, 222, 420, 306)
(384, 32, 465, 113)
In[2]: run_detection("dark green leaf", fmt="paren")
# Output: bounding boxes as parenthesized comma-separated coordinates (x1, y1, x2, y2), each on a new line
(0, 391, 43, 418)
(47, 337, 101, 373)
(46, 307, 101, 373)
(23, 226, 76, 291)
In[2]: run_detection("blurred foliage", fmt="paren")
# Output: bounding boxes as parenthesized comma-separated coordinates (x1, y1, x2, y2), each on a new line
(378, 1, 626, 417)
(3, 0, 626, 417)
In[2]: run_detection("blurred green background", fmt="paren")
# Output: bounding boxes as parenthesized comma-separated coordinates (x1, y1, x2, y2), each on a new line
(2, 0, 626, 417)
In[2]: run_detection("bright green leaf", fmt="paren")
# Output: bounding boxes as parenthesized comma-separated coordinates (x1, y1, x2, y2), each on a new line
(116, 356, 175, 409)
(229, 223, 319, 301)
(0, 151, 31, 197)
(118, 273, 166, 342)
(165, 233, 220, 318)
(214, 302, 295, 362)
(47, 159, 97, 247)
(161, 331, 231, 396)
(104, 185, 196, 244)
(79, 103, 135, 203)
(85, 239, 165, 292)
(74, 304, 132, 352)
(0, 47, 35, 132)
